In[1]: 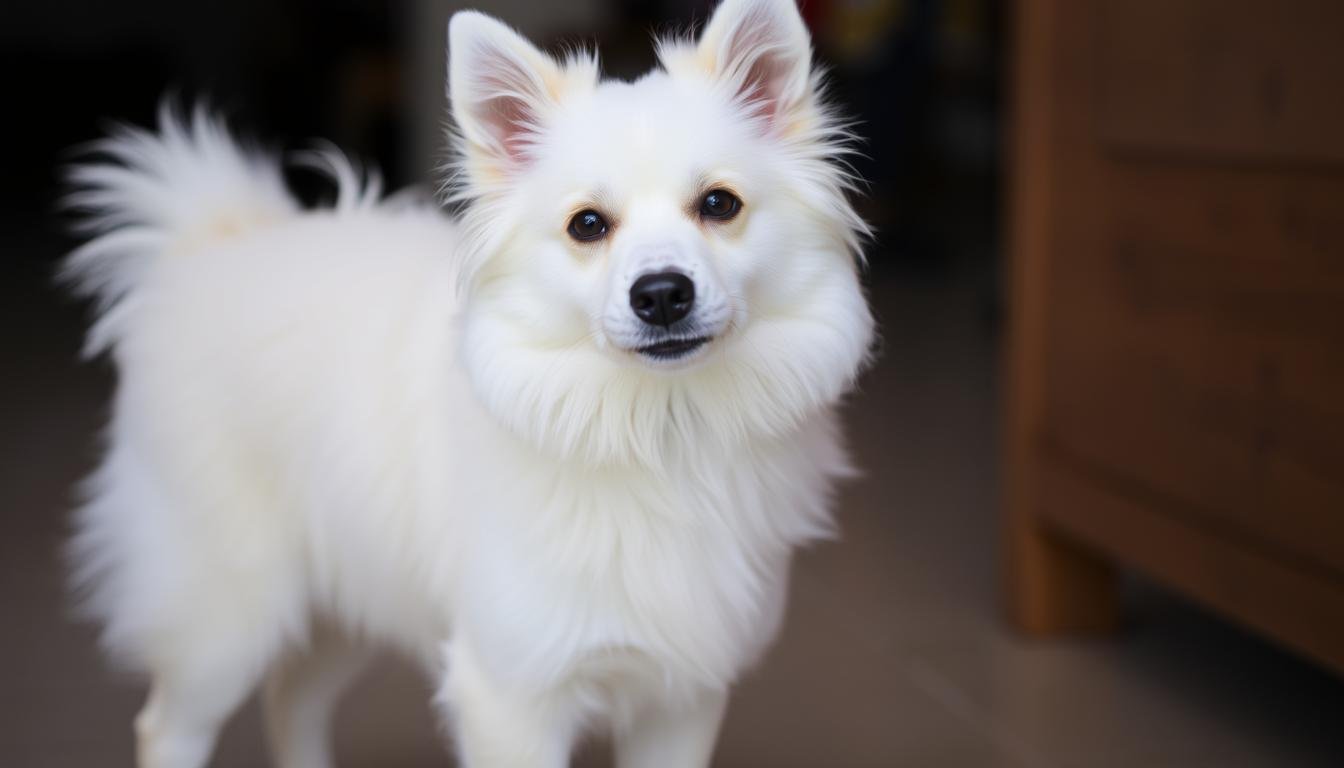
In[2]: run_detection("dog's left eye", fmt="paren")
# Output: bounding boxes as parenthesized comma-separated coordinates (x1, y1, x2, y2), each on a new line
(567, 210, 608, 242)
(699, 189, 741, 221)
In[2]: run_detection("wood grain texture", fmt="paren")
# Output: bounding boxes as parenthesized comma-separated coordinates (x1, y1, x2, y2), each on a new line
(1003, 0, 1120, 635)
(1038, 457, 1344, 675)
(1099, 0, 1344, 166)
(1004, 0, 1344, 667)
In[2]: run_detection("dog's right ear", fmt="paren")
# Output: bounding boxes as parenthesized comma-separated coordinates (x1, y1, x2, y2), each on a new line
(448, 12, 570, 178)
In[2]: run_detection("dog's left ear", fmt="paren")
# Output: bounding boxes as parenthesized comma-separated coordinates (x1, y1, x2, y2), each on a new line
(697, 0, 815, 130)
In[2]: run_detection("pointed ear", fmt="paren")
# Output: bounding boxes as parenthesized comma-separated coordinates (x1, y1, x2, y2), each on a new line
(448, 11, 564, 175)
(696, 0, 815, 129)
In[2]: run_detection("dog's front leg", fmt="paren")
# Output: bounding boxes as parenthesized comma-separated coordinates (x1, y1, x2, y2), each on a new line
(613, 689, 728, 768)
(439, 636, 578, 768)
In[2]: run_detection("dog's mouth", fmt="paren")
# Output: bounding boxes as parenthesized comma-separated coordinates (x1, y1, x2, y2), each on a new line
(636, 336, 711, 361)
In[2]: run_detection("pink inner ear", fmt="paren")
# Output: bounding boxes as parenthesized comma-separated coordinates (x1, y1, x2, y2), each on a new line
(469, 51, 548, 167)
(738, 50, 794, 125)
(481, 92, 539, 165)
(719, 10, 804, 129)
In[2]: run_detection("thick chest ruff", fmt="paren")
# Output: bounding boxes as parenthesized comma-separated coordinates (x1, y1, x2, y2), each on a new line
(446, 411, 850, 699)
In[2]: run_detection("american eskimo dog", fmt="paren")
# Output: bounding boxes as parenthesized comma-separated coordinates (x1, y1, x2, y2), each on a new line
(64, 0, 873, 765)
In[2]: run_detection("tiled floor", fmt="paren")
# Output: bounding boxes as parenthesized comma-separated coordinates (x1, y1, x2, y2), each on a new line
(2, 230, 1342, 766)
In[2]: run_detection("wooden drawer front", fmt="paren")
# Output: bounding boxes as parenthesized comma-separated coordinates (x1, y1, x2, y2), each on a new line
(1039, 0, 1344, 577)
(1099, 0, 1344, 165)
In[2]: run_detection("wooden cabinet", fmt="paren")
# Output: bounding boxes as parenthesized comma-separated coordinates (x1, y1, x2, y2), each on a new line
(1004, 0, 1344, 672)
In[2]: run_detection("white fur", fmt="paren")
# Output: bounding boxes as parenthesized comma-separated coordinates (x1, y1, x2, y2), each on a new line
(64, 1, 874, 766)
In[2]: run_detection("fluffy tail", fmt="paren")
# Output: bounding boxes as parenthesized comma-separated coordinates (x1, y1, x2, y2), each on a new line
(63, 103, 297, 355)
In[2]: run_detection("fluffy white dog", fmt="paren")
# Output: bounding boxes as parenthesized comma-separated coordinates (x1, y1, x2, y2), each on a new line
(64, 0, 874, 765)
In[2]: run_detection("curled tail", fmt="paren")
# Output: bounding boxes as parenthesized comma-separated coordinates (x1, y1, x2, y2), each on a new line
(63, 103, 298, 355)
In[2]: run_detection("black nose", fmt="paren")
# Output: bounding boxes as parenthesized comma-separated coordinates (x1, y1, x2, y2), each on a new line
(629, 271, 695, 328)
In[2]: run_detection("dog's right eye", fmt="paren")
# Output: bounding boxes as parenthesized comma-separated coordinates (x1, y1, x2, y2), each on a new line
(567, 210, 608, 242)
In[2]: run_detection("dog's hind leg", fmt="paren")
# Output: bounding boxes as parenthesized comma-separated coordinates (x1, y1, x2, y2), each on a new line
(117, 493, 299, 767)
(263, 622, 372, 768)
(134, 622, 281, 768)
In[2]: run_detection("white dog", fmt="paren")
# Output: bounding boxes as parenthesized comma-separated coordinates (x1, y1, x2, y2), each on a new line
(64, 0, 873, 765)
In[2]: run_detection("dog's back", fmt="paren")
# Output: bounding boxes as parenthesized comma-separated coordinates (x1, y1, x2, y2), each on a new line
(65, 107, 466, 675)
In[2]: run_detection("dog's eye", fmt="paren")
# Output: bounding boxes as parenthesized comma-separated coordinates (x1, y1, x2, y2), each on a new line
(567, 210, 608, 242)
(699, 189, 741, 221)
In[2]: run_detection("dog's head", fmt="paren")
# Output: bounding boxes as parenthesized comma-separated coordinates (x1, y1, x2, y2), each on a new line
(448, 0, 873, 464)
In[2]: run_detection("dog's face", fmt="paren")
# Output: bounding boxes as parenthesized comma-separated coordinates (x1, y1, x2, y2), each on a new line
(450, 0, 873, 462)
(513, 79, 758, 368)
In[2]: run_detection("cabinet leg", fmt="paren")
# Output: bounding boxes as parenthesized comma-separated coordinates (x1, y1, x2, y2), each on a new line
(1007, 518, 1119, 635)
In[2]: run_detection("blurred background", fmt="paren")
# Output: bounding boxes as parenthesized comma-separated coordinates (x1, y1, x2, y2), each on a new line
(1, 0, 1342, 765)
